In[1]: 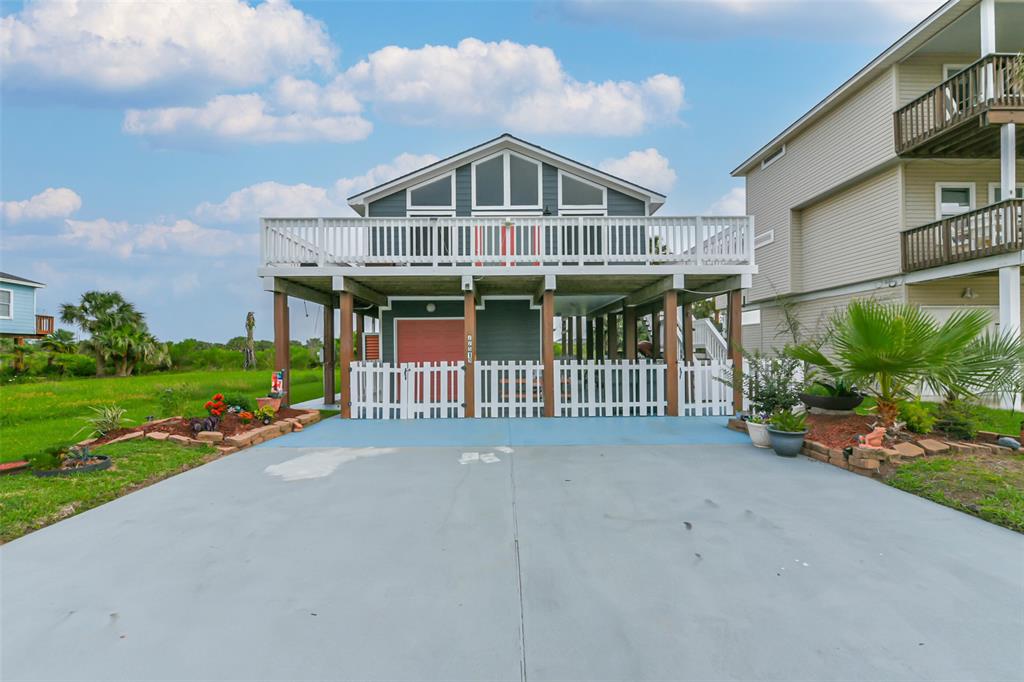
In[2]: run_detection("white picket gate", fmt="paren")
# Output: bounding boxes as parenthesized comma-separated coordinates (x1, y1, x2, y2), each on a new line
(678, 361, 734, 416)
(554, 359, 666, 417)
(350, 361, 465, 419)
(475, 361, 545, 418)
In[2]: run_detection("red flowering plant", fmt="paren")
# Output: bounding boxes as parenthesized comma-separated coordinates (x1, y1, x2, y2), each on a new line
(203, 393, 227, 418)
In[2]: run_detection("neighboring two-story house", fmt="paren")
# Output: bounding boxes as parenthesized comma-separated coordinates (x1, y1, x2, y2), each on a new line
(0, 272, 53, 343)
(734, 0, 1022, 351)
(258, 134, 755, 418)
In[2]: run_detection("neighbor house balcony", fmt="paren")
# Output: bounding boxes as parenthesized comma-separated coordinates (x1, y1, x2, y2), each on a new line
(901, 198, 1023, 272)
(35, 315, 53, 336)
(260, 215, 754, 273)
(894, 54, 1024, 157)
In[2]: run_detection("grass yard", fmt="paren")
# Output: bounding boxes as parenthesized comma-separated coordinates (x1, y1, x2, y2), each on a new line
(0, 439, 221, 543)
(887, 452, 1024, 533)
(0, 368, 330, 463)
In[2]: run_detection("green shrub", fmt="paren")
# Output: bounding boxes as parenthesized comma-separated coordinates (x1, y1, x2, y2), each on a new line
(899, 399, 937, 434)
(157, 384, 197, 417)
(222, 393, 255, 412)
(769, 410, 807, 433)
(27, 445, 67, 470)
(934, 400, 980, 440)
(78, 405, 131, 437)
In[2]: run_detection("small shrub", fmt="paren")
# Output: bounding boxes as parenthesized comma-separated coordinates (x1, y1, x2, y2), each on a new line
(769, 410, 807, 433)
(899, 399, 937, 434)
(934, 400, 980, 440)
(27, 445, 67, 470)
(222, 393, 255, 413)
(78, 405, 131, 437)
(253, 405, 276, 423)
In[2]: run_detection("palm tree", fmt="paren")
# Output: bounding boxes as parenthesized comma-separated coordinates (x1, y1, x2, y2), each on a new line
(102, 323, 169, 376)
(60, 291, 143, 376)
(788, 300, 1021, 425)
(38, 329, 77, 374)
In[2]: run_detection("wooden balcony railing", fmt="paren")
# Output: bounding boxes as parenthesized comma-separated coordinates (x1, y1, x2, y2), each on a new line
(901, 199, 1023, 272)
(35, 315, 54, 336)
(261, 216, 754, 269)
(894, 53, 1024, 156)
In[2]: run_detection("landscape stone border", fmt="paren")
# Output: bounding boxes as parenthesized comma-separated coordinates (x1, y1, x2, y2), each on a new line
(82, 410, 322, 457)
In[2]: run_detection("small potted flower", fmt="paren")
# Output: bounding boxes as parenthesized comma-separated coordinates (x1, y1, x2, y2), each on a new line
(766, 410, 808, 458)
(253, 405, 276, 425)
(745, 413, 772, 448)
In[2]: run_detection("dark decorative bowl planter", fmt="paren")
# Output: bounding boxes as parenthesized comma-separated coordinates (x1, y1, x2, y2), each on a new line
(799, 392, 864, 412)
(32, 455, 111, 477)
(766, 428, 807, 458)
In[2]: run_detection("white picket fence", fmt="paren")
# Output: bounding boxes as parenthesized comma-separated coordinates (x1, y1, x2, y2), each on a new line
(349, 359, 736, 418)
(351, 361, 465, 419)
(554, 359, 667, 417)
(678, 361, 734, 416)
(475, 361, 545, 418)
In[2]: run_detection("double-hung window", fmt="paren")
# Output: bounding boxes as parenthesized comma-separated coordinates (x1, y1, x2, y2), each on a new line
(988, 183, 1024, 203)
(935, 183, 975, 219)
(471, 151, 542, 213)
(0, 289, 12, 319)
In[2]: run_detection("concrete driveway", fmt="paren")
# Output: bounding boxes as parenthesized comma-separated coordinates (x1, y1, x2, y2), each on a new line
(3, 417, 1022, 681)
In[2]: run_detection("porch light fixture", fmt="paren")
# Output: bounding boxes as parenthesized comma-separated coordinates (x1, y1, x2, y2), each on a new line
(426, 303, 437, 312)
(961, 287, 977, 300)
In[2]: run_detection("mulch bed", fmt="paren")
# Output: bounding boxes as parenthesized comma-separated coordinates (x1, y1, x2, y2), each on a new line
(90, 407, 308, 446)
(805, 413, 877, 450)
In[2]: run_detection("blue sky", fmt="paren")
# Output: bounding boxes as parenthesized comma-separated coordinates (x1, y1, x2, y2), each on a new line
(0, 0, 940, 343)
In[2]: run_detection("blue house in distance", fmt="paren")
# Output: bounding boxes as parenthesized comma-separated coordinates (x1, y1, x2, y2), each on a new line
(0, 272, 53, 342)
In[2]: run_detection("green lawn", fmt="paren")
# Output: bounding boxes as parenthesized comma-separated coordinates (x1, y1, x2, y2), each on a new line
(0, 439, 220, 542)
(0, 368, 329, 463)
(887, 454, 1024, 533)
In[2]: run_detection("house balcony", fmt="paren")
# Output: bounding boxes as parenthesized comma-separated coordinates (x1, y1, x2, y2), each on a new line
(260, 215, 754, 275)
(894, 53, 1024, 158)
(35, 315, 53, 336)
(900, 198, 1023, 273)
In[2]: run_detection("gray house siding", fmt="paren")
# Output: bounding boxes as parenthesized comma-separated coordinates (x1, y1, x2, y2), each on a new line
(607, 189, 646, 216)
(456, 165, 471, 216)
(543, 164, 558, 215)
(368, 190, 407, 217)
(0, 282, 36, 335)
(380, 298, 540, 363)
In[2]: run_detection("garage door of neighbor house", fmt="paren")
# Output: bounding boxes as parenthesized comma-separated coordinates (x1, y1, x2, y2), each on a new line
(396, 319, 465, 416)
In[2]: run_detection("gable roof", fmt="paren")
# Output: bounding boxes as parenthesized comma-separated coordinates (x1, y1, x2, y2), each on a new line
(732, 0, 977, 176)
(347, 133, 668, 215)
(0, 272, 45, 288)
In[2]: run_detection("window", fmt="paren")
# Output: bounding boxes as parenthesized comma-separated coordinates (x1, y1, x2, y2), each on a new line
(0, 289, 11, 319)
(754, 229, 775, 249)
(407, 172, 455, 214)
(471, 151, 542, 211)
(558, 170, 606, 214)
(935, 183, 975, 219)
(988, 183, 1024, 203)
(760, 145, 785, 169)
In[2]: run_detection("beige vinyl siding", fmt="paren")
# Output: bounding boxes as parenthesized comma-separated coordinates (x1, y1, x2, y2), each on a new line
(746, 69, 897, 303)
(896, 53, 977, 106)
(903, 159, 1024, 228)
(906, 272, 1023, 322)
(799, 166, 902, 290)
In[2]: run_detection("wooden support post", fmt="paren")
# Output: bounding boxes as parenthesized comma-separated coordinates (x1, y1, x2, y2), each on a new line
(595, 317, 605, 361)
(339, 292, 354, 418)
(651, 311, 661, 358)
(355, 314, 364, 361)
(323, 303, 335, 405)
(728, 290, 743, 414)
(664, 290, 679, 417)
(574, 316, 584, 361)
(682, 303, 694, 363)
(273, 291, 291, 407)
(586, 318, 595, 359)
(608, 313, 619, 359)
(464, 292, 477, 418)
(624, 306, 637, 360)
(542, 290, 555, 417)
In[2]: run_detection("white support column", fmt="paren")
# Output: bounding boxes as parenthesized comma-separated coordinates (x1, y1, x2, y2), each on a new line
(1001, 124, 1017, 200)
(980, 0, 996, 98)
(998, 265, 1021, 410)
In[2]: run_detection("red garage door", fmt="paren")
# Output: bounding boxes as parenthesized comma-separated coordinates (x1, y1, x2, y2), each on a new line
(396, 319, 464, 364)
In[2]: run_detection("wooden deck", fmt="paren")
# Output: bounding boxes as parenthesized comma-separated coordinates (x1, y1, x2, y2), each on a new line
(901, 199, 1023, 273)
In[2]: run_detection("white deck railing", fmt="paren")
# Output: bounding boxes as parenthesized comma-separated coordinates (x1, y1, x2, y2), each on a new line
(262, 216, 753, 268)
(691, 317, 729, 363)
(475, 361, 545, 418)
(555, 359, 667, 417)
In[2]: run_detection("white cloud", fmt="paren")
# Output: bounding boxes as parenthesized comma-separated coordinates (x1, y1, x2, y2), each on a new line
(598, 149, 676, 194)
(341, 38, 684, 135)
(171, 272, 201, 297)
(61, 218, 253, 258)
(2, 187, 81, 223)
(123, 92, 372, 145)
(559, 0, 938, 41)
(196, 152, 439, 223)
(1, 0, 335, 95)
(706, 187, 746, 215)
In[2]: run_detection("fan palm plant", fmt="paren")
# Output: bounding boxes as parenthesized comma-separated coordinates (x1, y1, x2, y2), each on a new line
(788, 300, 1020, 425)
(38, 329, 78, 373)
(60, 291, 143, 376)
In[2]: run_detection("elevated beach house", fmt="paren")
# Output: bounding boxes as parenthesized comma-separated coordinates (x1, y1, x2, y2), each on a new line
(0, 272, 53, 344)
(735, 0, 1022, 350)
(258, 134, 755, 418)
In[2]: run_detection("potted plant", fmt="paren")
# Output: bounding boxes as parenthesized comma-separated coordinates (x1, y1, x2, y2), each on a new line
(745, 413, 772, 448)
(31, 445, 111, 477)
(253, 404, 276, 425)
(727, 351, 802, 447)
(767, 410, 808, 458)
(799, 377, 864, 412)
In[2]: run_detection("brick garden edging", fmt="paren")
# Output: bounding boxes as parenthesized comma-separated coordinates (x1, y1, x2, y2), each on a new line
(82, 410, 322, 457)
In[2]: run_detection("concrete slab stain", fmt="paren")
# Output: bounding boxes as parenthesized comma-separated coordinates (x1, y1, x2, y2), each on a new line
(263, 447, 396, 481)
